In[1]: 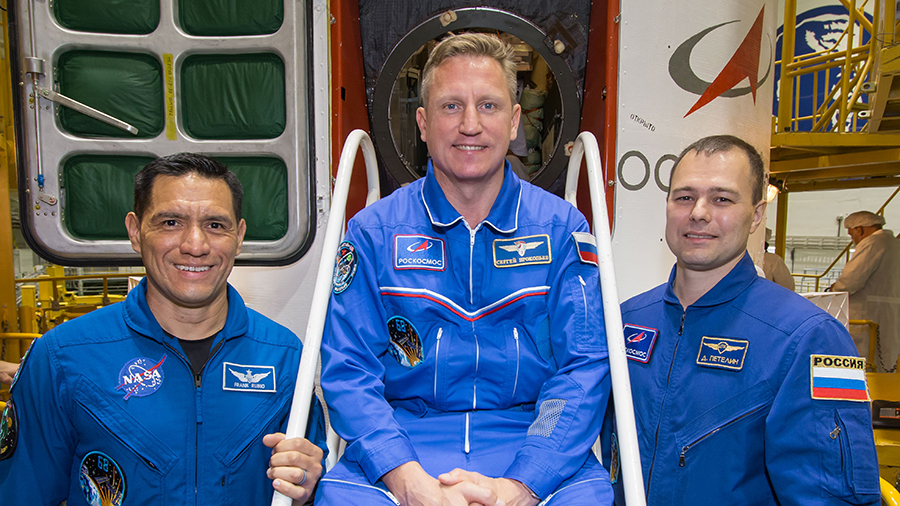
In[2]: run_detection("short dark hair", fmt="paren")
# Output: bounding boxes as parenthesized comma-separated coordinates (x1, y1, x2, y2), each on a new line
(669, 135, 765, 204)
(133, 153, 243, 221)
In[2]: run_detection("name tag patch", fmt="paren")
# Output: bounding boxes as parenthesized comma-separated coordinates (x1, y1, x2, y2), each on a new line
(810, 355, 869, 402)
(394, 235, 446, 271)
(223, 363, 276, 393)
(493, 234, 551, 268)
(624, 324, 658, 363)
(116, 355, 166, 400)
(696, 337, 748, 371)
(571, 232, 599, 266)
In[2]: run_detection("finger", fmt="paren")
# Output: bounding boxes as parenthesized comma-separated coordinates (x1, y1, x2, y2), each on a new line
(262, 432, 286, 450)
(452, 481, 504, 506)
(272, 435, 323, 457)
(270, 468, 313, 502)
(438, 468, 465, 485)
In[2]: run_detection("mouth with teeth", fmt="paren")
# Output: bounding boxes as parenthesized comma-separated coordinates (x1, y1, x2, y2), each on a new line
(176, 265, 211, 272)
(454, 145, 486, 151)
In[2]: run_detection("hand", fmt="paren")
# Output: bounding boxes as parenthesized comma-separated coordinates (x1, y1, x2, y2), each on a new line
(439, 469, 538, 506)
(0, 360, 19, 385)
(263, 432, 324, 503)
(382, 461, 504, 506)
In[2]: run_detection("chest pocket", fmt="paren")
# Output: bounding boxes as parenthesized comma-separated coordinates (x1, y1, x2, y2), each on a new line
(815, 407, 880, 499)
(212, 387, 291, 467)
(672, 381, 774, 502)
(72, 377, 178, 502)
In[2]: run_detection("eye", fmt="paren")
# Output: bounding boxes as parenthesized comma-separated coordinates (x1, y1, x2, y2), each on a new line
(163, 219, 178, 227)
(714, 196, 734, 204)
(444, 103, 459, 110)
(482, 102, 495, 110)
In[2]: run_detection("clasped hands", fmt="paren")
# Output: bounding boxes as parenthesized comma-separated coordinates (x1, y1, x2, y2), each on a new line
(383, 461, 541, 506)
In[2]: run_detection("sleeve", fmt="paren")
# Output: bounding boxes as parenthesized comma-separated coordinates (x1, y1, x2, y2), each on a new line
(0, 333, 76, 504)
(320, 220, 418, 483)
(833, 240, 881, 294)
(765, 315, 880, 505)
(503, 221, 611, 498)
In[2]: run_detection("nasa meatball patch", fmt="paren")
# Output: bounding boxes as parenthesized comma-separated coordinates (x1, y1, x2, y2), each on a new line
(810, 355, 869, 402)
(493, 235, 551, 268)
(624, 324, 658, 363)
(696, 337, 748, 371)
(115, 355, 166, 400)
(0, 400, 18, 461)
(333, 241, 358, 294)
(80, 451, 126, 506)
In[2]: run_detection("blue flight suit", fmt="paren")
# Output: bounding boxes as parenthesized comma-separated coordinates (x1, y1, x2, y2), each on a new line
(316, 162, 614, 504)
(605, 253, 879, 505)
(0, 279, 326, 505)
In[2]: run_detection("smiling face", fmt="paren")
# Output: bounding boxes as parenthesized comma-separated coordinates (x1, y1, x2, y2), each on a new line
(665, 148, 765, 278)
(125, 173, 246, 314)
(415, 55, 521, 190)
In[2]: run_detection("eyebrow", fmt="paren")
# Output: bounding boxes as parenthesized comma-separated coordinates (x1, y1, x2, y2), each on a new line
(670, 185, 740, 195)
(152, 210, 234, 225)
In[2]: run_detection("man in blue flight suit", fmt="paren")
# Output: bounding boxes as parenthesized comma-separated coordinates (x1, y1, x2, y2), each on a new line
(0, 153, 325, 505)
(315, 33, 614, 506)
(606, 135, 879, 505)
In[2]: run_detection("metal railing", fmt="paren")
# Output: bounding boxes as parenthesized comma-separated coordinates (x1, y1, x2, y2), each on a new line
(776, 0, 877, 134)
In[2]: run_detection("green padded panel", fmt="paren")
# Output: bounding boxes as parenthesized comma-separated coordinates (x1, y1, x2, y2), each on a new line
(179, 0, 283, 36)
(62, 155, 155, 240)
(54, 0, 159, 35)
(181, 53, 286, 140)
(62, 155, 288, 242)
(56, 51, 164, 139)
(217, 157, 288, 241)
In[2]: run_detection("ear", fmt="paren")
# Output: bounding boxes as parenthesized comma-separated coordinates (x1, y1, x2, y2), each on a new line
(125, 212, 142, 254)
(509, 103, 522, 140)
(749, 200, 767, 235)
(416, 107, 427, 142)
(235, 219, 247, 257)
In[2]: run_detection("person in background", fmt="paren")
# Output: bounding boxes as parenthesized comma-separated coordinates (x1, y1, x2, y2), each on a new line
(0, 153, 325, 504)
(605, 135, 878, 505)
(0, 360, 17, 385)
(763, 227, 795, 291)
(831, 210, 900, 371)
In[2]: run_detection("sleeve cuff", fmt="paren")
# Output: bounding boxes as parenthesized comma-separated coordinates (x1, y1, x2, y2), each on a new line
(503, 453, 566, 500)
(358, 435, 419, 484)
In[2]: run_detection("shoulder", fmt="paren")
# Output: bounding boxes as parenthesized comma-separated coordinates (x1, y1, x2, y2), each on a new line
(44, 302, 130, 348)
(348, 179, 425, 229)
(517, 180, 586, 230)
(243, 308, 302, 351)
(737, 278, 838, 337)
(622, 284, 667, 315)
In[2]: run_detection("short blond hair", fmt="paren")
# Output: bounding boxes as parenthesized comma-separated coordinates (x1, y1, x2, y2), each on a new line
(420, 32, 518, 108)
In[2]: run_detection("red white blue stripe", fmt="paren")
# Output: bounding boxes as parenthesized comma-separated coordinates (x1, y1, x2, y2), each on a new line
(811, 365, 869, 401)
(572, 232, 599, 266)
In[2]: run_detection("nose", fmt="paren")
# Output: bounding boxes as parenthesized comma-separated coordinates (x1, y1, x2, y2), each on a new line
(689, 197, 711, 223)
(459, 105, 483, 135)
(180, 223, 210, 256)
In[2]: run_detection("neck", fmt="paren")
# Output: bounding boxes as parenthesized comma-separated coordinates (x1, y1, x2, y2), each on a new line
(433, 166, 505, 226)
(145, 286, 229, 341)
(672, 255, 743, 309)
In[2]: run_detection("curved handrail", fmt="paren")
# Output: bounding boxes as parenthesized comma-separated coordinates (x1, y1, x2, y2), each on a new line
(272, 129, 380, 506)
(883, 477, 900, 506)
(565, 131, 647, 506)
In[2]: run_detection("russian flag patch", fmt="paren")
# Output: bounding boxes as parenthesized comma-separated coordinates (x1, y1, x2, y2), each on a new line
(572, 232, 599, 266)
(810, 355, 869, 402)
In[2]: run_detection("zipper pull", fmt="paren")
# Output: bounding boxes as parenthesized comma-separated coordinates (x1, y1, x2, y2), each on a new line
(679, 311, 686, 336)
(194, 372, 202, 388)
(679, 447, 687, 467)
(579, 275, 586, 286)
(830, 425, 841, 440)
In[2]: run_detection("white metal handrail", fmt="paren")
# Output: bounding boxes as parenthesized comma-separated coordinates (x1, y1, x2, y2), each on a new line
(272, 129, 380, 506)
(565, 131, 647, 506)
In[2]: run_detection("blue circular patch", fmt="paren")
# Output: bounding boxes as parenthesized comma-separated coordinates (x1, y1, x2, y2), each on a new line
(80, 451, 125, 506)
(116, 355, 166, 400)
(333, 241, 358, 294)
(386, 316, 422, 368)
(0, 400, 18, 461)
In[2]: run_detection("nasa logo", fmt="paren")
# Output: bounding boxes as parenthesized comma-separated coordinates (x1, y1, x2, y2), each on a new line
(493, 235, 551, 268)
(80, 451, 126, 506)
(223, 362, 276, 393)
(624, 324, 658, 364)
(0, 400, 18, 461)
(386, 316, 423, 368)
(115, 355, 166, 400)
(333, 241, 358, 294)
(696, 336, 749, 371)
(669, 5, 772, 117)
(394, 235, 446, 271)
